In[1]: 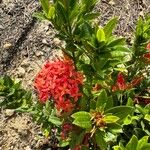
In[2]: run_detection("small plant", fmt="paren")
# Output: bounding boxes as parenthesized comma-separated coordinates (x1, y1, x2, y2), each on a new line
(32, 1, 150, 149)
(0, 76, 32, 110)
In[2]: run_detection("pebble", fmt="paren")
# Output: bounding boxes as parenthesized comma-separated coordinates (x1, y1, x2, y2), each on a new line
(42, 39, 48, 45)
(25, 146, 32, 150)
(21, 59, 30, 68)
(0, 25, 4, 29)
(109, 0, 115, 5)
(3, 42, 12, 49)
(53, 38, 61, 46)
(17, 67, 26, 77)
(35, 51, 44, 57)
(5, 109, 15, 117)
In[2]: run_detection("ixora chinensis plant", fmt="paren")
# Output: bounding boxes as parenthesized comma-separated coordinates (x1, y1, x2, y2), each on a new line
(32, 0, 150, 149)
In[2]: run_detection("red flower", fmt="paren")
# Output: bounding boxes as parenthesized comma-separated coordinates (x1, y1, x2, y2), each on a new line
(143, 43, 150, 60)
(116, 72, 126, 90)
(146, 43, 150, 50)
(60, 123, 72, 140)
(143, 53, 150, 59)
(112, 72, 127, 92)
(34, 58, 83, 112)
(112, 73, 143, 92)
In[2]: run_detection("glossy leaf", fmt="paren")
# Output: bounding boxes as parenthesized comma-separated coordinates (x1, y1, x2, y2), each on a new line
(126, 135, 138, 150)
(97, 27, 106, 42)
(40, 0, 49, 14)
(107, 38, 125, 47)
(95, 129, 107, 150)
(47, 6, 55, 19)
(137, 136, 149, 150)
(48, 116, 62, 126)
(144, 114, 150, 122)
(72, 111, 92, 129)
(104, 115, 119, 123)
(33, 12, 47, 20)
(107, 123, 123, 133)
(105, 106, 134, 121)
(104, 17, 118, 39)
(96, 89, 108, 109)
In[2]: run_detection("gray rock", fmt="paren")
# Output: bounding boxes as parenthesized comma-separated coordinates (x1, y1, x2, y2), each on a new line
(17, 67, 26, 77)
(35, 51, 44, 57)
(21, 59, 30, 68)
(5, 109, 15, 117)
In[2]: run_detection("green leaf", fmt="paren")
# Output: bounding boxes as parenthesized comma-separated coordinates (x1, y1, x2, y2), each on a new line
(81, 0, 98, 11)
(139, 144, 150, 150)
(104, 115, 119, 123)
(84, 12, 100, 20)
(70, 131, 85, 149)
(105, 106, 134, 121)
(33, 12, 47, 20)
(105, 96, 113, 110)
(110, 51, 130, 59)
(4, 75, 13, 87)
(107, 123, 122, 133)
(72, 111, 92, 129)
(113, 46, 131, 53)
(107, 38, 125, 47)
(47, 6, 55, 19)
(43, 128, 50, 137)
(113, 146, 122, 150)
(126, 97, 134, 106)
(48, 116, 62, 126)
(126, 135, 138, 150)
(59, 141, 70, 147)
(40, 0, 50, 14)
(123, 115, 139, 125)
(96, 89, 108, 109)
(97, 27, 106, 42)
(104, 17, 118, 39)
(137, 136, 150, 150)
(144, 114, 150, 122)
(95, 129, 107, 150)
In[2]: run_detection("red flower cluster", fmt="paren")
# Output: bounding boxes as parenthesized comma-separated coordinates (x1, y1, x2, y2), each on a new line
(112, 73, 126, 91)
(143, 43, 150, 59)
(34, 59, 83, 112)
(60, 123, 72, 140)
(146, 43, 150, 50)
(112, 72, 143, 92)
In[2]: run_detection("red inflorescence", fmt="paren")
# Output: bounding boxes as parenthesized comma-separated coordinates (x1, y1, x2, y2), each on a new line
(34, 59, 83, 112)
(112, 72, 127, 92)
(146, 43, 150, 50)
(112, 72, 143, 92)
(144, 53, 150, 59)
(144, 43, 150, 59)
(60, 123, 73, 140)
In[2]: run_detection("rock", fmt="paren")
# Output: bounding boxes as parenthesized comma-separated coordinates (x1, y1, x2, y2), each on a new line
(0, 25, 4, 29)
(46, 30, 54, 35)
(109, 0, 115, 5)
(25, 146, 31, 150)
(53, 38, 61, 46)
(17, 67, 26, 77)
(42, 39, 48, 45)
(3, 43, 12, 49)
(21, 59, 30, 68)
(35, 51, 44, 57)
(5, 109, 15, 117)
